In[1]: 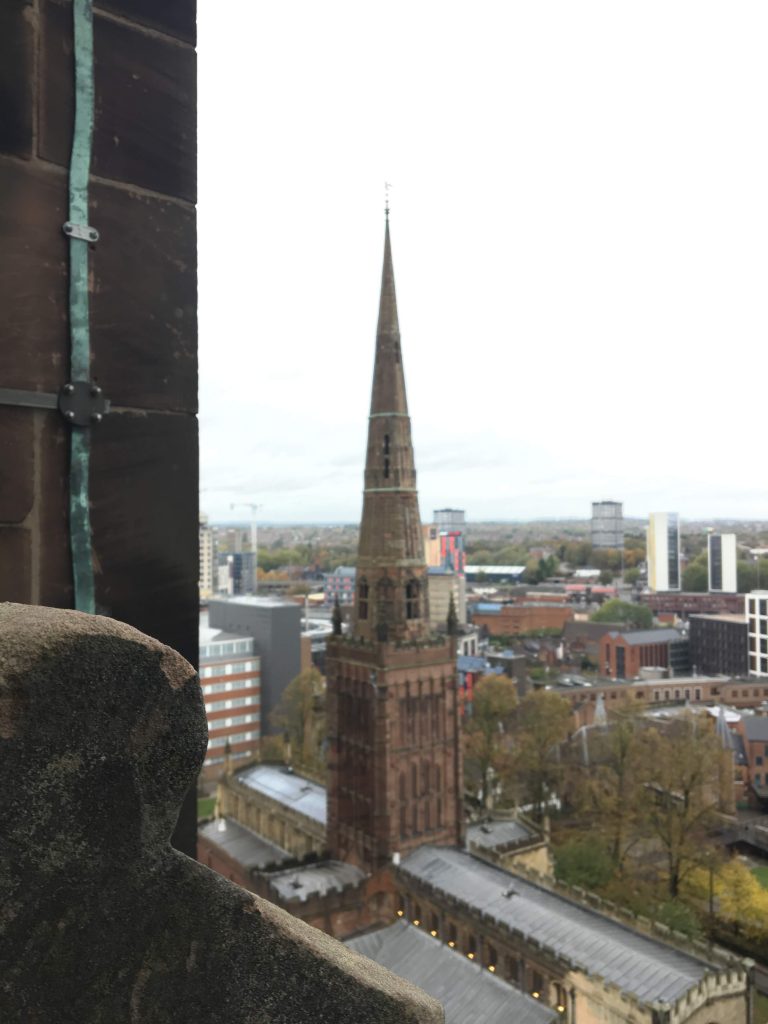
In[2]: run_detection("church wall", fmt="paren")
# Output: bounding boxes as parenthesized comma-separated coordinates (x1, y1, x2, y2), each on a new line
(217, 774, 326, 859)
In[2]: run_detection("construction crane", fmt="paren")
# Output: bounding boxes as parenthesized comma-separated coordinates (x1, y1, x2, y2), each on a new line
(231, 502, 262, 594)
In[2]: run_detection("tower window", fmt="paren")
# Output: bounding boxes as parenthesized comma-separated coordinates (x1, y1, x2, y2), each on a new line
(358, 578, 369, 620)
(383, 433, 390, 454)
(384, 457, 390, 479)
(406, 579, 419, 619)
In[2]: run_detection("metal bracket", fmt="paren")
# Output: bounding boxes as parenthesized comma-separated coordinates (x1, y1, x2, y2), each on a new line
(0, 383, 109, 425)
(58, 381, 109, 426)
(63, 220, 100, 243)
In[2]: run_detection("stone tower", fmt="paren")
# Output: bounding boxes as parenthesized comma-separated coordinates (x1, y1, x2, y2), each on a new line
(326, 214, 463, 874)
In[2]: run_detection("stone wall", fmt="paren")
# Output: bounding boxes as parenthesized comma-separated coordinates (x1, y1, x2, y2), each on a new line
(0, 604, 443, 1023)
(0, 0, 198, 854)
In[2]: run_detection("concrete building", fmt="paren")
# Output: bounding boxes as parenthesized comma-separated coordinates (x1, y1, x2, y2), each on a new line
(689, 614, 748, 677)
(591, 501, 623, 549)
(208, 596, 302, 734)
(747, 591, 768, 678)
(647, 512, 681, 592)
(427, 567, 466, 630)
(708, 533, 737, 593)
(199, 623, 260, 778)
(199, 513, 214, 600)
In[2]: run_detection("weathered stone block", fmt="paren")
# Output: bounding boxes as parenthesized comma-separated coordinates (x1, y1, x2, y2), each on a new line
(41, 0, 196, 201)
(0, 0, 35, 158)
(0, 532, 32, 603)
(0, 604, 443, 1024)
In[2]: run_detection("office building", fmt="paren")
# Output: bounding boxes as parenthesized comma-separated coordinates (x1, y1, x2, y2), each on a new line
(689, 614, 748, 677)
(708, 533, 737, 593)
(199, 622, 261, 777)
(591, 501, 623, 549)
(324, 566, 356, 606)
(647, 512, 681, 592)
(209, 596, 302, 733)
(199, 513, 214, 600)
(747, 592, 768, 678)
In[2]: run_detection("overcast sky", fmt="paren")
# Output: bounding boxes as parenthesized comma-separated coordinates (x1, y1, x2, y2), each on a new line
(198, 2, 767, 526)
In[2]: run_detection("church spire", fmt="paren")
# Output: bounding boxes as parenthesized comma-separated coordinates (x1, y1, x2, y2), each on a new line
(353, 215, 429, 644)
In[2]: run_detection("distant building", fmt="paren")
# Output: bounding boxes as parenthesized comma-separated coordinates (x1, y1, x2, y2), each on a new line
(199, 623, 261, 777)
(472, 601, 573, 637)
(434, 508, 465, 532)
(747, 592, 768, 678)
(591, 501, 623, 549)
(647, 512, 681, 592)
(223, 552, 256, 595)
(600, 628, 690, 680)
(423, 510, 466, 575)
(324, 566, 356, 606)
(740, 716, 768, 804)
(465, 565, 526, 583)
(199, 513, 214, 600)
(708, 533, 737, 593)
(641, 591, 744, 619)
(209, 597, 302, 734)
(427, 568, 466, 630)
(689, 614, 748, 677)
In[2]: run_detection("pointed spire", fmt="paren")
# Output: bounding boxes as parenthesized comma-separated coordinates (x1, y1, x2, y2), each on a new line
(375, 217, 401, 344)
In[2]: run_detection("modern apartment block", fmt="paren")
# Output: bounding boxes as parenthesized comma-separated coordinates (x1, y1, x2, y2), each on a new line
(208, 596, 302, 733)
(746, 592, 768, 678)
(708, 533, 737, 593)
(647, 512, 681, 592)
(591, 501, 623, 549)
(199, 624, 261, 777)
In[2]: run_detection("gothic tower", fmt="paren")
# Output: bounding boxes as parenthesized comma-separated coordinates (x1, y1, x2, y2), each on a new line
(326, 214, 463, 874)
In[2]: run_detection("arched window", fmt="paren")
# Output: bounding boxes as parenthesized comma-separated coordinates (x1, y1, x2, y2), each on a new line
(383, 433, 390, 455)
(406, 579, 420, 619)
(399, 772, 406, 800)
(376, 578, 394, 640)
(411, 763, 418, 797)
(358, 578, 369, 620)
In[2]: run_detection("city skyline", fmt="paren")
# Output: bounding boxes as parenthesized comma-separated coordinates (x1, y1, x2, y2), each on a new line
(198, 2, 767, 523)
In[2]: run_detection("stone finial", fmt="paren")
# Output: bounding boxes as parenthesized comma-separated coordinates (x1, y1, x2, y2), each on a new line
(0, 604, 442, 1024)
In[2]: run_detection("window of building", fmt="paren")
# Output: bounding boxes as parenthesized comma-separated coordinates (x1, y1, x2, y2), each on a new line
(532, 971, 544, 997)
(487, 943, 497, 970)
(383, 457, 390, 479)
(424, 801, 431, 831)
(756, 774, 762, 786)
(406, 579, 420, 619)
(466, 935, 477, 959)
(447, 922, 457, 948)
(756, 756, 763, 766)
(399, 804, 406, 836)
(383, 433, 390, 455)
(358, 578, 369, 620)
(413, 903, 421, 926)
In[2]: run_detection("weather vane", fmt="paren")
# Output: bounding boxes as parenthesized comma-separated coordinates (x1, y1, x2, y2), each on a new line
(384, 181, 391, 218)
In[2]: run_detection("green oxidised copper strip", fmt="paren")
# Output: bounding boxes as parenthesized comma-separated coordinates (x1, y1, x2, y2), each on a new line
(67, 0, 96, 614)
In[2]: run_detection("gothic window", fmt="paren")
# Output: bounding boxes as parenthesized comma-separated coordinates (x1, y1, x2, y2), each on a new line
(411, 763, 418, 798)
(384, 457, 390, 479)
(412, 804, 418, 834)
(406, 579, 420, 619)
(435, 765, 441, 793)
(422, 761, 429, 791)
(424, 801, 431, 831)
(383, 433, 390, 455)
(358, 578, 369, 620)
(399, 772, 406, 800)
(436, 798, 442, 826)
(399, 804, 406, 836)
(376, 578, 394, 640)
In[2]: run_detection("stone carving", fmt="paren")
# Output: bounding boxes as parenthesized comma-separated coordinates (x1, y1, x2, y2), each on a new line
(0, 603, 442, 1024)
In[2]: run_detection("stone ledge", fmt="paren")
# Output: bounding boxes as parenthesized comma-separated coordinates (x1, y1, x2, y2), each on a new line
(0, 603, 442, 1024)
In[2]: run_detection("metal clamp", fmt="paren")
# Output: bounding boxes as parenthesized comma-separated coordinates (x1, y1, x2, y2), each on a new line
(58, 381, 109, 426)
(63, 221, 100, 243)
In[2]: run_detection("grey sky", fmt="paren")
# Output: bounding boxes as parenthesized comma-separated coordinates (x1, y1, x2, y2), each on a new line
(198, 2, 767, 524)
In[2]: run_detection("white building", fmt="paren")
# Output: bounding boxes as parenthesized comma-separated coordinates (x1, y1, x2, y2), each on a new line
(591, 501, 623, 549)
(647, 512, 681, 592)
(746, 592, 768, 678)
(199, 512, 214, 600)
(708, 533, 737, 593)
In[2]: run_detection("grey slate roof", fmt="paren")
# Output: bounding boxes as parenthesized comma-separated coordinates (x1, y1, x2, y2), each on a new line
(400, 847, 709, 1004)
(743, 717, 768, 743)
(606, 629, 682, 646)
(199, 817, 291, 870)
(347, 921, 557, 1024)
(236, 764, 327, 824)
(268, 860, 364, 902)
(467, 819, 537, 852)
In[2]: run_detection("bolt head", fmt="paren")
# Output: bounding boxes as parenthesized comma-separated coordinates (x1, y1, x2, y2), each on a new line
(64, 383, 75, 394)
(91, 412, 103, 423)
(65, 410, 75, 420)
(90, 385, 102, 397)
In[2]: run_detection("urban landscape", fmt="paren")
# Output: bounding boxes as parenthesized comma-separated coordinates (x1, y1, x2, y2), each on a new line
(1, 2, 766, 1023)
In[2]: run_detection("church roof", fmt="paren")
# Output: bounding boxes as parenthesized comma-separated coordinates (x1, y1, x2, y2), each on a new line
(236, 764, 327, 825)
(347, 920, 557, 1024)
(267, 860, 365, 903)
(466, 819, 538, 852)
(400, 846, 710, 1004)
(199, 816, 291, 871)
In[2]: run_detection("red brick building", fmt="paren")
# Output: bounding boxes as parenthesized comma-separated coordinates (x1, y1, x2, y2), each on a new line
(599, 628, 689, 680)
(472, 602, 573, 637)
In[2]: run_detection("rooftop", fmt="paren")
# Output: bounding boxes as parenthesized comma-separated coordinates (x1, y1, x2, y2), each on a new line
(199, 817, 291, 871)
(466, 819, 537, 852)
(347, 921, 557, 1024)
(743, 717, 768, 743)
(268, 861, 365, 903)
(400, 846, 710, 1004)
(689, 614, 747, 624)
(606, 629, 683, 646)
(212, 595, 301, 609)
(236, 763, 327, 825)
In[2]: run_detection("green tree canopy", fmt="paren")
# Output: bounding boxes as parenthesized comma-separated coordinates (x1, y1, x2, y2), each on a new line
(512, 690, 571, 819)
(270, 669, 326, 774)
(464, 675, 518, 808)
(590, 599, 652, 630)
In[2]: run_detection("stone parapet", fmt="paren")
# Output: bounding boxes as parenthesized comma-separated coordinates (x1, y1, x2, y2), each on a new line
(0, 604, 442, 1024)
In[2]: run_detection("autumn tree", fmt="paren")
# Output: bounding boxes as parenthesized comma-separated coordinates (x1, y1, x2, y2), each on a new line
(512, 690, 571, 819)
(591, 599, 652, 630)
(463, 675, 518, 808)
(270, 669, 326, 774)
(638, 717, 722, 898)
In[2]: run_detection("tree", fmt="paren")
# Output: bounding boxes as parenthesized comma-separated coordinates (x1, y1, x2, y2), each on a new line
(446, 593, 458, 637)
(590, 599, 652, 630)
(715, 860, 768, 939)
(554, 837, 614, 891)
(270, 669, 326, 774)
(512, 690, 571, 818)
(638, 718, 722, 898)
(464, 675, 518, 807)
(682, 554, 708, 592)
(623, 567, 640, 585)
